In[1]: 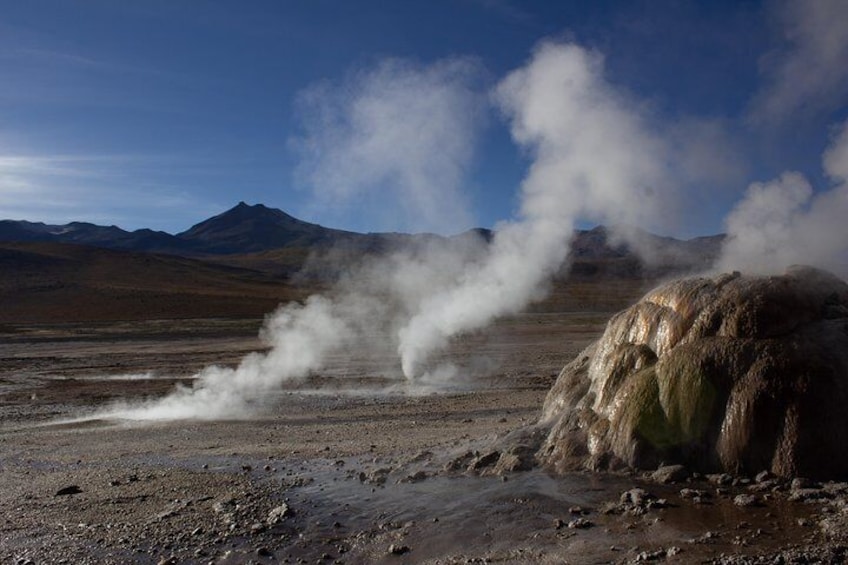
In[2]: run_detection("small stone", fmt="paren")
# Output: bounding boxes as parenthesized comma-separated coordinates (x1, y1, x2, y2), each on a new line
(707, 473, 733, 486)
(402, 471, 427, 483)
(733, 494, 761, 507)
(620, 488, 652, 507)
(468, 451, 500, 471)
(755, 470, 774, 483)
(567, 518, 593, 529)
(191, 526, 203, 536)
(788, 488, 832, 502)
(790, 477, 817, 491)
(647, 498, 669, 509)
(388, 544, 410, 555)
(679, 488, 710, 500)
(651, 464, 688, 484)
(55, 485, 83, 496)
(553, 518, 565, 530)
(268, 504, 294, 524)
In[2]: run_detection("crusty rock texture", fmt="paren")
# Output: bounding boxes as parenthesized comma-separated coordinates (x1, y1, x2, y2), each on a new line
(538, 266, 848, 479)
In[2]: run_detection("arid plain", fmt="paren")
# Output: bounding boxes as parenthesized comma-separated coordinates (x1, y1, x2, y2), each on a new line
(3, 241, 846, 564)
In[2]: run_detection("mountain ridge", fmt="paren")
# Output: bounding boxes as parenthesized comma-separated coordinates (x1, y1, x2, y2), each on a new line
(0, 201, 723, 267)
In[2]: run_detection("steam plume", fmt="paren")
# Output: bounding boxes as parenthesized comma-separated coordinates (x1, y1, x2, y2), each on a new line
(719, 0, 848, 275)
(717, 120, 848, 278)
(291, 57, 485, 234)
(108, 41, 682, 420)
(749, 0, 848, 126)
(398, 41, 676, 377)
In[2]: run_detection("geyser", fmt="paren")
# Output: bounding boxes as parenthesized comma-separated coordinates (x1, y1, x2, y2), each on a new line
(538, 267, 848, 479)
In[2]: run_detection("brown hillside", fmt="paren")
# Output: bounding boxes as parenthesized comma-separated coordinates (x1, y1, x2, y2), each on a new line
(0, 242, 312, 323)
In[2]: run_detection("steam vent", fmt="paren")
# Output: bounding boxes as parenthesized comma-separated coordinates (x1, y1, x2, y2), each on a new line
(538, 266, 848, 480)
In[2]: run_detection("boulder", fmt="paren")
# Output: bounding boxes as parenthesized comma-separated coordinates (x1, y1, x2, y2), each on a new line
(538, 267, 848, 479)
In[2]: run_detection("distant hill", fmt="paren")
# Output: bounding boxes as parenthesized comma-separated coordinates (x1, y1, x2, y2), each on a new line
(0, 205, 726, 323)
(176, 202, 366, 253)
(0, 201, 724, 289)
(0, 241, 311, 323)
(1, 201, 723, 267)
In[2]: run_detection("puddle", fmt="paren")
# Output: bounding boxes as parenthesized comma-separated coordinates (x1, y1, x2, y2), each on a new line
(269, 459, 820, 564)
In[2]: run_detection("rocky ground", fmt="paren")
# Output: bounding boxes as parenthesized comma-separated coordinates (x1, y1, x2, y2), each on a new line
(2, 315, 847, 564)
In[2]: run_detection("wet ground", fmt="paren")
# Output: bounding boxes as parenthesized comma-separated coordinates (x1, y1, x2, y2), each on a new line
(0, 315, 843, 564)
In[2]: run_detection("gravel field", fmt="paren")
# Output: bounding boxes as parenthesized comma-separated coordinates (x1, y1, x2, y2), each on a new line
(2, 314, 845, 564)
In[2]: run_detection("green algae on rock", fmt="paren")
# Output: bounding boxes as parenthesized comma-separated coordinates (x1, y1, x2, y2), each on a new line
(538, 266, 848, 479)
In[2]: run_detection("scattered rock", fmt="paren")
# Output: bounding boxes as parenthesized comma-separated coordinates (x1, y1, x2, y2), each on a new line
(679, 488, 710, 503)
(55, 485, 83, 496)
(707, 473, 733, 486)
(567, 518, 593, 529)
(388, 544, 410, 555)
(267, 504, 294, 524)
(400, 470, 427, 483)
(788, 488, 833, 502)
(652, 464, 688, 484)
(612, 488, 669, 515)
(748, 478, 782, 492)
(790, 477, 817, 491)
(359, 467, 391, 485)
(634, 548, 672, 561)
(733, 494, 761, 507)
(755, 470, 774, 483)
(824, 482, 848, 496)
(621, 488, 652, 507)
(468, 451, 500, 471)
(492, 452, 525, 474)
(444, 451, 475, 472)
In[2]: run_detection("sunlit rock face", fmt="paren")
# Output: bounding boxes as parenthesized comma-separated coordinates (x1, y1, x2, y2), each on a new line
(538, 267, 848, 479)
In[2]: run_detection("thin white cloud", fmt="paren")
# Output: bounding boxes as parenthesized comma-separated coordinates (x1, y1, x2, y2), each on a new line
(291, 57, 487, 235)
(749, 0, 848, 126)
(0, 152, 218, 230)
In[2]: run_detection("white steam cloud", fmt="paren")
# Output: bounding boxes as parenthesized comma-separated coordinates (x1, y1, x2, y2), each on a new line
(107, 41, 683, 420)
(397, 41, 677, 377)
(717, 120, 848, 278)
(749, 0, 848, 126)
(291, 57, 486, 234)
(102, 35, 847, 422)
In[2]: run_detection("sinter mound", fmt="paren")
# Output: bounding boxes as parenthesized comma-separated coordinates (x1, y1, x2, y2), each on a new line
(538, 266, 848, 480)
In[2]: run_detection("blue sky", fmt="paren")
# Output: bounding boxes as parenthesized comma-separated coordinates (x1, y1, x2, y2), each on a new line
(1, 0, 846, 237)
